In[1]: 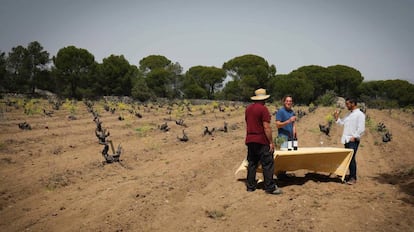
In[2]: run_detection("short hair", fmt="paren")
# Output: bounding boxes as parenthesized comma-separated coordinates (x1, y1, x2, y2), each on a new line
(282, 95, 293, 102)
(346, 98, 357, 105)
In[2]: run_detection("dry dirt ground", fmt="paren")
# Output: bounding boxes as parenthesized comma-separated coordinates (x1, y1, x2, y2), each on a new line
(0, 98, 413, 232)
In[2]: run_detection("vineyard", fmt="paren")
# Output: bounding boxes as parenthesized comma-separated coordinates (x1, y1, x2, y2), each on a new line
(0, 97, 413, 232)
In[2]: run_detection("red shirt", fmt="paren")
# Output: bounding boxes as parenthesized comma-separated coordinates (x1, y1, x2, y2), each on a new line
(245, 102, 271, 145)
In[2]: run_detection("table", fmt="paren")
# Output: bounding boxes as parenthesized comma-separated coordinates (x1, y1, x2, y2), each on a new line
(235, 147, 354, 182)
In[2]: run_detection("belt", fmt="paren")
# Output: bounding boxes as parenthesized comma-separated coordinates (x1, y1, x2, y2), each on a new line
(247, 132, 263, 135)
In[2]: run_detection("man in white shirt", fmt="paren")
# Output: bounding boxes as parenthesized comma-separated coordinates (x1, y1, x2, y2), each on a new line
(334, 98, 365, 185)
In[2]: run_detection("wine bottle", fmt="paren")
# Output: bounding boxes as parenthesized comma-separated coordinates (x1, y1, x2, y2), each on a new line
(287, 136, 293, 151)
(293, 136, 298, 150)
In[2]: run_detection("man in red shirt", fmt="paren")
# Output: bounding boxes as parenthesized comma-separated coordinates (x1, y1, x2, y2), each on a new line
(245, 88, 282, 195)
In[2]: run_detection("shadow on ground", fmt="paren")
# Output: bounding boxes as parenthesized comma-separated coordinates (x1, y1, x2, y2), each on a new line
(373, 168, 414, 205)
(237, 172, 343, 190)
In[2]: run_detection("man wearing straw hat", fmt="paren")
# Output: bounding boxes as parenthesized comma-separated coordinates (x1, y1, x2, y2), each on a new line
(245, 88, 282, 195)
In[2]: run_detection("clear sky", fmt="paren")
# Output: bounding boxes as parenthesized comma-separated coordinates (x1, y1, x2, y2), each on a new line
(1, 0, 413, 83)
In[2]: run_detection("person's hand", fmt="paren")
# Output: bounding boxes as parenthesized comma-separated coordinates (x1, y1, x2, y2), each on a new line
(269, 143, 275, 152)
(334, 110, 339, 120)
(289, 116, 296, 123)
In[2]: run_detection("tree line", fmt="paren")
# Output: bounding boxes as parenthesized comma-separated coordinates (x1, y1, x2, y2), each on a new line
(1, 41, 413, 107)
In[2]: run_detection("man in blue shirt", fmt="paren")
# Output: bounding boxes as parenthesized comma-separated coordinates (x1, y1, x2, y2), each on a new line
(275, 95, 297, 149)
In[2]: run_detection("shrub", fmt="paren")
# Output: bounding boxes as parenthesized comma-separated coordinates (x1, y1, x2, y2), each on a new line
(315, 90, 337, 106)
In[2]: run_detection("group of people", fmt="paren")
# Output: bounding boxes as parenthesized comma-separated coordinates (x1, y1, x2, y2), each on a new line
(244, 88, 365, 195)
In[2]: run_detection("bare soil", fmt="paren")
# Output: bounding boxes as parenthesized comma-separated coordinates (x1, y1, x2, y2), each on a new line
(0, 98, 413, 232)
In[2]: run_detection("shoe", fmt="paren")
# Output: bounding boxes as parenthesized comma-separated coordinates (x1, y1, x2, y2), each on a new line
(266, 188, 283, 195)
(247, 188, 256, 192)
(276, 172, 289, 180)
(346, 178, 356, 185)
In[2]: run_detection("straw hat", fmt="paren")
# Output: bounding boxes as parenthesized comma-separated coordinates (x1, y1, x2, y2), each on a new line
(251, 88, 270, 101)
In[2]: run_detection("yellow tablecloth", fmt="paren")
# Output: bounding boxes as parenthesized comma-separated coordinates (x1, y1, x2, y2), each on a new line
(235, 147, 354, 182)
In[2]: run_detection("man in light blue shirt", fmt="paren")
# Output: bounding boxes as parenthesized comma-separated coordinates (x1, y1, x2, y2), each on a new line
(334, 98, 365, 185)
(275, 95, 296, 150)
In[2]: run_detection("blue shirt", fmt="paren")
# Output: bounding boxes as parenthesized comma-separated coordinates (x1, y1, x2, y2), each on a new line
(276, 107, 295, 138)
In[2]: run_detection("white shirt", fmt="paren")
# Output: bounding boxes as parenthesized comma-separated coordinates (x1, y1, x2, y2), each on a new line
(336, 108, 365, 144)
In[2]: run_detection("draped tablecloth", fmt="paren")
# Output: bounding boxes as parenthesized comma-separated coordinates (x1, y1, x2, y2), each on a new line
(235, 147, 354, 182)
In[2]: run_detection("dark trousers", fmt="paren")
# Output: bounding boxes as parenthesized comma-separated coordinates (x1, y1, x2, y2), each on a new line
(246, 143, 276, 192)
(345, 141, 360, 180)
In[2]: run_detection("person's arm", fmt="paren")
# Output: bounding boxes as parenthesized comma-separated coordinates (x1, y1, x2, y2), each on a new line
(263, 121, 274, 152)
(293, 122, 297, 138)
(276, 116, 296, 128)
(334, 110, 344, 125)
(275, 120, 285, 128)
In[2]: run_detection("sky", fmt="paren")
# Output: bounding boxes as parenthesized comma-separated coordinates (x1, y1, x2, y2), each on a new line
(1, 0, 413, 83)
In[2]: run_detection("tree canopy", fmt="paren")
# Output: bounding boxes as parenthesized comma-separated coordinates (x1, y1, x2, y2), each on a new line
(138, 55, 183, 99)
(269, 73, 314, 104)
(3, 42, 50, 93)
(1, 41, 413, 108)
(358, 79, 414, 108)
(291, 65, 336, 100)
(53, 46, 96, 99)
(221, 54, 276, 101)
(97, 55, 137, 96)
(327, 65, 363, 97)
(139, 55, 171, 73)
(185, 66, 226, 99)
